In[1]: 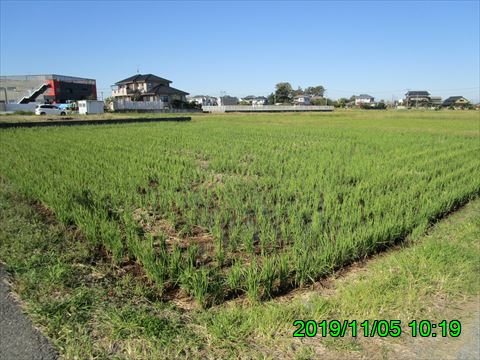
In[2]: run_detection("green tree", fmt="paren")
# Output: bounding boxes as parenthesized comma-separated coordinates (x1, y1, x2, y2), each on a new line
(267, 92, 276, 105)
(132, 90, 142, 101)
(292, 86, 304, 97)
(312, 97, 331, 106)
(275, 82, 293, 104)
(305, 86, 325, 97)
(334, 97, 349, 108)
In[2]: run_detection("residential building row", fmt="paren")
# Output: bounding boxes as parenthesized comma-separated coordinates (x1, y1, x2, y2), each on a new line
(353, 91, 471, 109)
(0, 73, 475, 111)
(398, 91, 471, 109)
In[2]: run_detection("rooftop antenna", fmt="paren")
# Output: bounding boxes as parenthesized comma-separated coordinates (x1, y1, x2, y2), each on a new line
(136, 65, 140, 74)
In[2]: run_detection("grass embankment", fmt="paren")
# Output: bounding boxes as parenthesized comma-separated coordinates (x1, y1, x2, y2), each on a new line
(1, 177, 478, 359)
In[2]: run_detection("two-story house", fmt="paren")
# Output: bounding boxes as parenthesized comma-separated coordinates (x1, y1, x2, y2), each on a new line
(404, 91, 431, 108)
(241, 95, 268, 105)
(111, 74, 189, 107)
(442, 96, 471, 109)
(354, 94, 375, 106)
(293, 95, 311, 105)
(188, 95, 218, 106)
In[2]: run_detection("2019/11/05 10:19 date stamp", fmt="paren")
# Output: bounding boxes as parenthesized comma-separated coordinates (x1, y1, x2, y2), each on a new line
(293, 320, 462, 338)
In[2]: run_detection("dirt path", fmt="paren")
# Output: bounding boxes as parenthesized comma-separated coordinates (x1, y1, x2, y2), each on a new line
(394, 299, 479, 360)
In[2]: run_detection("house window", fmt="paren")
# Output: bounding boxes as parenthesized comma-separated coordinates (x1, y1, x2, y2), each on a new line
(161, 96, 169, 102)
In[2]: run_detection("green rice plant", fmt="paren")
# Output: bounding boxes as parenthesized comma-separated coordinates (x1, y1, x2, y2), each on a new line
(226, 260, 244, 295)
(293, 247, 316, 287)
(168, 244, 183, 285)
(215, 245, 225, 267)
(243, 228, 256, 254)
(1, 111, 478, 303)
(180, 266, 210, 308)
(129, 234, 166, 292)
(98, 218, 124, 263)
(260, 256, 276, 299)
(186, 244, 199, 270)
(245, 259, 261, 303)
(275, 253, 290, 290)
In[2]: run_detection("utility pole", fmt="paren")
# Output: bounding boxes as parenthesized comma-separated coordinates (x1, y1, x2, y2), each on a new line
(0, 87, 7, 103)
(220, 91, 226, 106)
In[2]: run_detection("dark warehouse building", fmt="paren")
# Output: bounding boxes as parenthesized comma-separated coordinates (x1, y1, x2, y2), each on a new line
(0, 74, 97, 104)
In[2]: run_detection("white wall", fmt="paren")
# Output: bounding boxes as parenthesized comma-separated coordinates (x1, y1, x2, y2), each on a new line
(78, 100, 104, 114)
(355, 98, 374, 105)
(203, 105, 334, 112)
(5, 103, 38, 112)
(112, 100, 165, 111)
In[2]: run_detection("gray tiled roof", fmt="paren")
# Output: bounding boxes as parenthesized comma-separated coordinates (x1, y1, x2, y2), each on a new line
(115, 74, 172, 85)
(442, 96, 469, 106)
(406, 91, 430, 96)
(149, 84, 189, 96)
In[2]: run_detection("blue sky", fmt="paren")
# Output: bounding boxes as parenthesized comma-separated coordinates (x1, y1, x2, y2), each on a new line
(1, 0, 479, 102)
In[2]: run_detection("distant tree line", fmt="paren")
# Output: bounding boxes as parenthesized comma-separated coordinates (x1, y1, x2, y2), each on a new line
(267, 84, 389, 108)
(268, 82, 326, 105)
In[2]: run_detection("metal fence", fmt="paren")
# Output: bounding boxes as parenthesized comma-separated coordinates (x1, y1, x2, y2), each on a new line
(202, 105, 334, 113)
(112, 100, 165, 111)
(111, 100, 201, 113)
(5, 103, 38, 112)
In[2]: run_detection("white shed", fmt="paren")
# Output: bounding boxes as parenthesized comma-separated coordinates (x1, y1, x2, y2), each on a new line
(78, 100, 104, 115)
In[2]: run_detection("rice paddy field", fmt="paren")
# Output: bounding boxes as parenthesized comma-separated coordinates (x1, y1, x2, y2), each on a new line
(1, 110, 479, 307)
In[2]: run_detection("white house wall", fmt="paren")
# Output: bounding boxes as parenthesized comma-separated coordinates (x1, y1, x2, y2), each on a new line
(112, 100, 166, 111)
